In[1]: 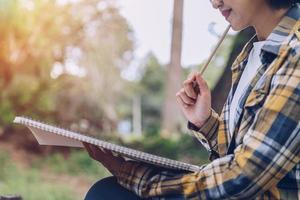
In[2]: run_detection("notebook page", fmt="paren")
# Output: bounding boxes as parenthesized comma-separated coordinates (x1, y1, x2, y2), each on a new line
(28, 127, 83, 147)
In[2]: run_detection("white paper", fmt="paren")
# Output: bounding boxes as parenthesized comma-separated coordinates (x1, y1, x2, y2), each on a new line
(28, 127, 83, 148)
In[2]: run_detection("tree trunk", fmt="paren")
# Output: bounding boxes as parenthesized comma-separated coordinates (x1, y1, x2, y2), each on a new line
(161, 0, 184, 137)
(133, 95, 142, 135)
(211, 27, 255, 113)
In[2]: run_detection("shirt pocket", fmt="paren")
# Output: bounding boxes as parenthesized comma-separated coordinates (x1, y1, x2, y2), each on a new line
(244, 77, 269, 112)
(244, 89, 266, 109)
(235, 84, 268, 146)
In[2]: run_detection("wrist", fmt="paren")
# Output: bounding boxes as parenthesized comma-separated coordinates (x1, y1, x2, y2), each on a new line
(194, 109, 212, 128)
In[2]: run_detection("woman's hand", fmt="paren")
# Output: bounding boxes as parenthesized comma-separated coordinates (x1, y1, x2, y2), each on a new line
(176, 72, 212, 128)
(83, 142, 125, 175)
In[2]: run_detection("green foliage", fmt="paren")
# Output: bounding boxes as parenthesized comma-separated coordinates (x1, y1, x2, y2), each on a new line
(138, 54, 166, 134)
(176, 134, 210, 165)
(0, 101, 14, 124)
(37, 150, 109, 177)
(69, 150, 107, 176)
(126, 132, 209, 165)
(129, 134, 179, 159)
(0, 152, 10, 180)
(0, 0, 134, 138)
(0, 152, 78, 200)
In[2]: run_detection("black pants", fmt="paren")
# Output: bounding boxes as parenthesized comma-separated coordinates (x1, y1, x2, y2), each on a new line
(84, 176, 142, 200)
(84, 176, 184, 200)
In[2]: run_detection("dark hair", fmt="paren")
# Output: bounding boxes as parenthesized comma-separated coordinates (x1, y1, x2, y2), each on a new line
(267, 0, 299, 9)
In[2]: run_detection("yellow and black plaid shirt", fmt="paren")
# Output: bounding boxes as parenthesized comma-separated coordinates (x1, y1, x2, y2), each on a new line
(116, 5, 300, 199)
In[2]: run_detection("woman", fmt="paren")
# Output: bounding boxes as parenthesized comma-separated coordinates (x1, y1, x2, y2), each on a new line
(84, 0, 300, 199)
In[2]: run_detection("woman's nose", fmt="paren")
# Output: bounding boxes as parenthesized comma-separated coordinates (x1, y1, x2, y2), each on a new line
(210, 0, 223, 9)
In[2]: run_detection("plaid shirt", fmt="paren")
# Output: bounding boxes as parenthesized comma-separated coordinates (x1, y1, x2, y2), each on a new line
(116, 5, 300, 199)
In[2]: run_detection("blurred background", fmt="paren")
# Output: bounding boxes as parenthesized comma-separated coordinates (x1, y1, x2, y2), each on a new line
(0, 0, 254, 199)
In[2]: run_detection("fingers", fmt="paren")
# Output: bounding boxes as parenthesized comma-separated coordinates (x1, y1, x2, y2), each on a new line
(82, 143, 125, 175)
(195, 73, 209, 95)
(176, 88, 195, 107)
(177, 72, 209, 107)
(83, 142, 124, 162)
(83, 142, 93, 156)
(83, 142, 104, 159)
(183, 80, 197, 99)
(182, 72, 209, 100)
(176, 92, 188, 108)
(183, 72, 198, 99)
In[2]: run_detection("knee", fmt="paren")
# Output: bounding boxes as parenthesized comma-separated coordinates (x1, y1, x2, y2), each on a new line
(84, 177, 116, 200)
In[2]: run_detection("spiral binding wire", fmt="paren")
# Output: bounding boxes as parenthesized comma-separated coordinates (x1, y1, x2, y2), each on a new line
(14, 116, 201, 172)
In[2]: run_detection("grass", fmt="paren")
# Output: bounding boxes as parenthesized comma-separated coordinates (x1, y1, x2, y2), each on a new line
(34, 150, 110, 178)
(0, 151, 109, 200)
(0, 152, 75, 200)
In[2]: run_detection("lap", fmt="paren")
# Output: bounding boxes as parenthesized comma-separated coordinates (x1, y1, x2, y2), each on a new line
(84, 176, 185, 200)
(84, 176, 142, 200)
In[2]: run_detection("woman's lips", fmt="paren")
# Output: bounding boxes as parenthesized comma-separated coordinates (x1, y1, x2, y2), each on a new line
(221, 9, 232, 20)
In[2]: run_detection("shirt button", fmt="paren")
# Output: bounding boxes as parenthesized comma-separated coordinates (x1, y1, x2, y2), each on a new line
(201, 139, 207, 143)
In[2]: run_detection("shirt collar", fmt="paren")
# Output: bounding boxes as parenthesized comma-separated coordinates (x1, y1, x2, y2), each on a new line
(231, 35, 257, 71)
(260, 4, 300, 56)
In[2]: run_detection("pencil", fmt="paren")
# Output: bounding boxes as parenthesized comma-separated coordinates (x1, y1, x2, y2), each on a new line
(193, 25, 231, 93)
(200, 24, 231, 75)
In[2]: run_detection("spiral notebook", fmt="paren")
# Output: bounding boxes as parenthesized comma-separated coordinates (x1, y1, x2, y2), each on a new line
(13, 116, 201, 172)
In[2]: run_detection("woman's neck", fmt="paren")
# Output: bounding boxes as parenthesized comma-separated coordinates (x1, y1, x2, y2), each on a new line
(253, 7, 289, 41)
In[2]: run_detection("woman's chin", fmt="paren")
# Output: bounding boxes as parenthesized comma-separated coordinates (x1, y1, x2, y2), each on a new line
(229, 22, 249, 32)
(230, 25, 241, 31)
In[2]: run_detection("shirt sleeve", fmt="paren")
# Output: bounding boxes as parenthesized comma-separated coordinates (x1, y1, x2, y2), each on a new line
(187, 109, 220, 160)
(116, 59, 300, 199)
